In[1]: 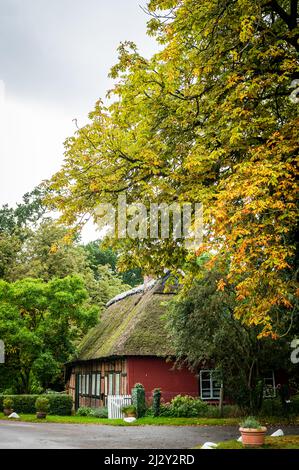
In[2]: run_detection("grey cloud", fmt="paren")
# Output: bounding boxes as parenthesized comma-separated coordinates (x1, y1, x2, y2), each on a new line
(0, 0, 157, 110)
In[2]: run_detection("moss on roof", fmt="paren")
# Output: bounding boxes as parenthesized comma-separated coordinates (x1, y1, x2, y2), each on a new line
(75, 287, 175, 361)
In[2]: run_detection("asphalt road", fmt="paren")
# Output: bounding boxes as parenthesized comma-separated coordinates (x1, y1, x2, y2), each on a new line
(0, 421, 298, 449)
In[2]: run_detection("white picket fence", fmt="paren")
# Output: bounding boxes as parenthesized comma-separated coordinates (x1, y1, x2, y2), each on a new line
(107, 395, 132, 419)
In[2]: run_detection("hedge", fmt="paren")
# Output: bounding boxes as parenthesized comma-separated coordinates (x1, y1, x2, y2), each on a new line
(0, 394, 73, 415)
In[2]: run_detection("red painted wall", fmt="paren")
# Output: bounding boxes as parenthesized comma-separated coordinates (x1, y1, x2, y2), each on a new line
(127, 356, 199, 402)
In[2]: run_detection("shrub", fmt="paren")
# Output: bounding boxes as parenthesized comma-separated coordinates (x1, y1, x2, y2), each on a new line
(203, 404, 245, 418)
(152, 388, 161, 417)
(0, 395, 35, 413)
(46, 394, 73, 416)
(91, 407, 108, 418)
(159, 403, 173, 417)
(2, 388, 15, 395)
(0, 394, 72, 415)
(3, 397, 13, 410)
(145, 407, 153, 417)
(122, 405, 137, 416)
(170, 395, 208, 417)
(290, 394, 299, 414)
(259, 398, 284, 417)
(204, 405, 221, 418)
(133, 383, 144, 388)
(35, 397, 49, 413)
(259, 394, 299, 418)
(222, 405, 245, 418)
(131, 383, 146, 418)
(241, 416, 262, 429)
(76, 407, 94, 416)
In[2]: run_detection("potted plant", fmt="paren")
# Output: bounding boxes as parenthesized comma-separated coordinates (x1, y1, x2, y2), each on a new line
(3, 397, 14, 416)
(35, 397, 49, 419)
(239, 417, 267, 447)
(122, 405, 137, 423)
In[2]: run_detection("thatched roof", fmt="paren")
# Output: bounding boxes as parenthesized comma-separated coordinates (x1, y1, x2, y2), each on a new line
(73, 281, 176, 362)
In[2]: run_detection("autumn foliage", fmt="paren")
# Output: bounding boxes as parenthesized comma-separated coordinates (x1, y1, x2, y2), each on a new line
(47, 1, 299, 337)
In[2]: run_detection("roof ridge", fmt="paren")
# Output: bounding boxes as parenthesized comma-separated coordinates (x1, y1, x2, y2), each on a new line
(106, 278, 157, 307)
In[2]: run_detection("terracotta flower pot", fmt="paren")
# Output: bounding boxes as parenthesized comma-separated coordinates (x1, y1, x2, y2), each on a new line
(239, 427, 267, 447)
(3, 408, 13, 417)
(36, 411, 47, 419)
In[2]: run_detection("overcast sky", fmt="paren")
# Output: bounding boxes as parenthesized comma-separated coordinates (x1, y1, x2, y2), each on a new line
(0, 0, 158, 238)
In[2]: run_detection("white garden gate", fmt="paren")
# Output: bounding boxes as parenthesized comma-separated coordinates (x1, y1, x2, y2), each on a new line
(107, 395, 132, 419)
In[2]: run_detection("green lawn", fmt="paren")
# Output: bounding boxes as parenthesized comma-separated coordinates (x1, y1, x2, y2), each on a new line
(217, 435, 299, 449)
(0, 413, 298, 427)
(0, 413, 240, 426)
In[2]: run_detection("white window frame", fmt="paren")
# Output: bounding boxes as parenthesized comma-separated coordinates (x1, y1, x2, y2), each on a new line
(200, 369, 222, 400)
(263, 371, 276, 398)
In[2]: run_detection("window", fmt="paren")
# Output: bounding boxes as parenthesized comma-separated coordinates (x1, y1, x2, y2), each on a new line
(104, 372, 122, 396)
(82, 374, 86, 395)
(80, 374, 91, 396)
(200, 370, 221, 400)
(108, 372, 114, 395)
(104, 375, 108, 396)
(91, 373, 96, 396)
(78, 374, 82, 394)
(263, 371, 276, 398)
(115, 373, 121, 395)
(96, 373, 101, 397)
(91, 373, 101, 397)
(86, 374, 90, 395)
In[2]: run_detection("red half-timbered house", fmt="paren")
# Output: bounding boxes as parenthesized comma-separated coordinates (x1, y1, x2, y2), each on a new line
(66, 279, 205, 409)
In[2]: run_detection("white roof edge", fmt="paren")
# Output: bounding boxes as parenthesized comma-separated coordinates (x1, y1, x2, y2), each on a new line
(105, 279, 157, 308)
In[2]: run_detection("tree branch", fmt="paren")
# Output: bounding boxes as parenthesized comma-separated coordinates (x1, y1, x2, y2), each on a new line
(266, 0, 297, 31)
(290, 0, 298, 28)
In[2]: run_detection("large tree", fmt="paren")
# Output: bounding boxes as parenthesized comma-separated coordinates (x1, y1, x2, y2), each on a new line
(47, 0, 298, 337)
(0, 276, 98, 393)
(167, 264, 297, 411)
(7, 219, 89, 282)
(0, 189, 139, 291)
(0, 212, 131, 310)
(0, 186, 46, 236)
(5, 220, 132, 311)
(0, 186, 46, 279)
(0, 200, 132, 393)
